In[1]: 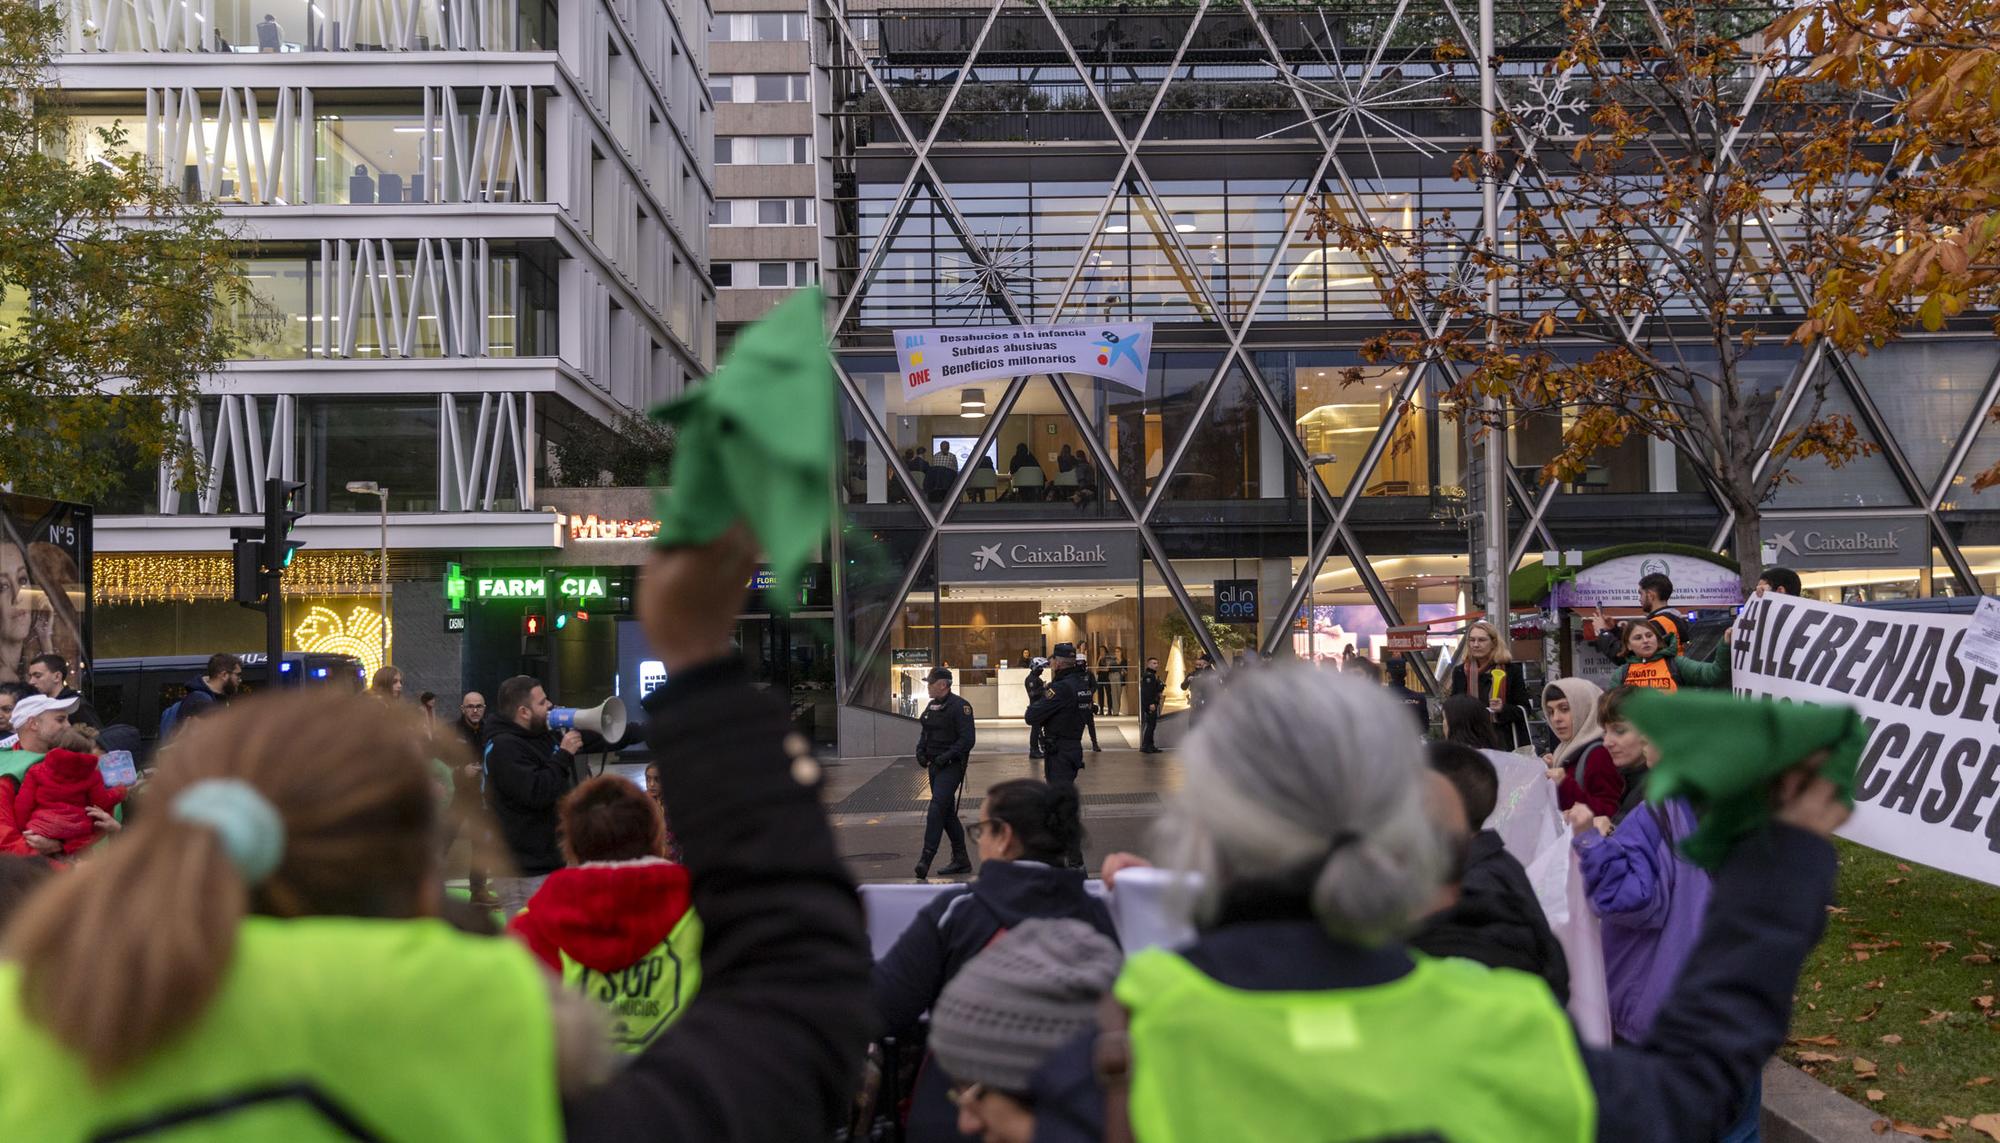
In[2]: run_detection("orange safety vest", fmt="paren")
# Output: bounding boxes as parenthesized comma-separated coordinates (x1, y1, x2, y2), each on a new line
(1622, 657, 1679, 691)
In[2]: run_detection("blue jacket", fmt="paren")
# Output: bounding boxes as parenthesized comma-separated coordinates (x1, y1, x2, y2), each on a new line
(1575, 798, 1712, 1043)
(1029, 824, 1836, 1143)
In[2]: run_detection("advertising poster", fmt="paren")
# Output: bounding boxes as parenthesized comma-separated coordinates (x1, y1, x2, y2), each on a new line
(0, 493, 91, 684)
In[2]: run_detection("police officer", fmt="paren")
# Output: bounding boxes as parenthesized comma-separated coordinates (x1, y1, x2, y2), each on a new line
(1023, 642, 1091, 868)
(1079, 652, 1102, 752)
(914, 666, 975, 879)
(1023, 657, 1049, 760)
(1139, 656, 1165, 754)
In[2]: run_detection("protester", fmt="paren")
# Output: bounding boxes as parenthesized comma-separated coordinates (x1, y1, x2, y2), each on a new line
(1571, 688, 1714, 1053)
(10, 747, 124, 856)
(0, 854, 53, 931)
(1411, 741, 1569, 1001)
(483, 674, 583, 915)
(1757, 566, 1801, 597)
(927, 919, 1123, 1143)
(1596, 686, 1653, 822)
(1446, 620, 1529, 748)
(1383, 657, 1428, 734)
(24, 654, 97, 729)
(1027, 663, 1846, 1142)
(914, 666, 976, 880)
(1138, 656, 1164, 754)
(643, 760, 681, 861)
(369, 666, 404, 700)
(1611, 619, 1724, 692)
(874, 779, 1113, 1142)
(1593, 571, 1689, 660)
(509, 775, 702, 1054)
(0, 695, 79, 858)
(158, 653, 243, 741)
(0, 530, 873, 1141)
(1540, 678, 1623, 818)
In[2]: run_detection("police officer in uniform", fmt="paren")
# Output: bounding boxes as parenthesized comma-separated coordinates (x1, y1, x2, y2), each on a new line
(1139, 656, 1165, 754)
(914, 666, 975, 879)
(1023, 642, 1091, 868)
(1024, 657, 1049, 760)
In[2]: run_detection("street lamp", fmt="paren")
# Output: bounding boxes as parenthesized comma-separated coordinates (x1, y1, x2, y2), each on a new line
(1304, 453, 1336, 659)
(345, 481, 390, 669)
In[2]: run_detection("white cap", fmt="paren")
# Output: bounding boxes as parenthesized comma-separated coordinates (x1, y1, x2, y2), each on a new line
(12, 694, 77, 731)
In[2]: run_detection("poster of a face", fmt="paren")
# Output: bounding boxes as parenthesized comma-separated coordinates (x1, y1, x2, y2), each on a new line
(0, 494, 91, 685)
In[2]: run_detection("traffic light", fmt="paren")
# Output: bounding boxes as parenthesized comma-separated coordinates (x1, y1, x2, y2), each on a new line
(262, 478, 306, 577)
(524, 613, 545, 636)
(231, 527, 267, 610)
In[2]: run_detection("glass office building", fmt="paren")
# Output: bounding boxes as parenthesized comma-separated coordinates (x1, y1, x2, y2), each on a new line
(817, 0, 2000, 747)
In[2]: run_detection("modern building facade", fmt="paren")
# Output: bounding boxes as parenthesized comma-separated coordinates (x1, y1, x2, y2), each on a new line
(818, 0, 2000, 751)
(708, 0, 822, 335)
(51, 0, 715, 697)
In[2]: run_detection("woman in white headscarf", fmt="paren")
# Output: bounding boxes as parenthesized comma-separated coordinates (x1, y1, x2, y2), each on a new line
(1540, 677, 1623, 821)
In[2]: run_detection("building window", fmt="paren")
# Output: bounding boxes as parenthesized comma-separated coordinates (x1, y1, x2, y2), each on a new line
(715, 136, 811, 165)
(712, 12, 806, 41)
(715, 261, 817, 288)
(715, 197, 815, 226)
(708, 74, 809, 103)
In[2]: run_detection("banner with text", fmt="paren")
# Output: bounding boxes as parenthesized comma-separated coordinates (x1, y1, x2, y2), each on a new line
(1729, 592, 2000, 886)
(894, 322, 1152, 398)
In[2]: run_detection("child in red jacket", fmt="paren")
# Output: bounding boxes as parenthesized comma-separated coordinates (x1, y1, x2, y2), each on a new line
(12, 749, 125, 855)
(509, 774, 701, 1054)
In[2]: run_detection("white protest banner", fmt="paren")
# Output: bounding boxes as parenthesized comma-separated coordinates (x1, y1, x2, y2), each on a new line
(1728, 592, 2000, 886)
(893, 321, 1152, 399)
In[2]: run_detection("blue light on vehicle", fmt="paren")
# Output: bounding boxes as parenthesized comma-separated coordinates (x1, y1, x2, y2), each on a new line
(280, 661, 294, 674)
(312, 668, 328, 678)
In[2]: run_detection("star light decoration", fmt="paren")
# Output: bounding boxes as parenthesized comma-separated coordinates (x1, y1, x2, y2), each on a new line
(293, 604, 393, 676)
(939, 227, 1034, 323)
(1266, 10, 1453, 161)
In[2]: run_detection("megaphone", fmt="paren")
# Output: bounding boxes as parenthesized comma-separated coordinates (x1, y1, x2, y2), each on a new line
(548, 696, 628, 743)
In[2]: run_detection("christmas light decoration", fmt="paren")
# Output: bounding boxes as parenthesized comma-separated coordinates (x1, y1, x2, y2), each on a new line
(293, 603, 393, 675)
(95, 551, 384, 604)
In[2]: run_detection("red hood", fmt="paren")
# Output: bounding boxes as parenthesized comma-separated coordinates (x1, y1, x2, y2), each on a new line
(510, 859, 692, 973)
(32, 750, 103, 796)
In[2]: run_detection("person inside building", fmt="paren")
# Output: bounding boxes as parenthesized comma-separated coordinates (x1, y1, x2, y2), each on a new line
(913, 667, 975, 880)
(509, 774, 702, 1055)
(1139, 656, 1164, 754)
(1078, 652, 1101, 753)
(1022, 663, 1847, 1143)
(0, 529, 874, 1141)
(874, 779, 1112, 1142)
(1593, 571, 1688, 661)
(483, 674, 583, 915)
(1611, 619, 1724, 693)
(1446, 620, 1529, 749)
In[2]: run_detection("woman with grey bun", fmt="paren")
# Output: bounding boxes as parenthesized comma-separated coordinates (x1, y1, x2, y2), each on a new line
(1026, 662, 1851, 1143)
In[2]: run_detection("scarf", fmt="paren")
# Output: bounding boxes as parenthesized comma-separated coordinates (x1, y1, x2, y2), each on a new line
(1546, 676, 1606, 769)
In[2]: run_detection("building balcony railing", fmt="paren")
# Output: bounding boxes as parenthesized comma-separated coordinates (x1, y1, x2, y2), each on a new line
(51, 0, 555, 54)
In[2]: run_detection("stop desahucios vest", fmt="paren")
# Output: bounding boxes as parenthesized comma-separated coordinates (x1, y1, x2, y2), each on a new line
(1115, 946, 1596, 1143)
(0, 915, 563, 1142)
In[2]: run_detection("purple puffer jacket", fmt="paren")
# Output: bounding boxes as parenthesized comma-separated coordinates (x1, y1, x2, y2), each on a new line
(1574, 797, 1713, 1043)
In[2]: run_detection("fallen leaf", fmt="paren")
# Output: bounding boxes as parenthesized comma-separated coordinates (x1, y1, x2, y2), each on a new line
(1855, 1056, 1880, 1078)
(1968, 1076, 1994, 1087)
(1827, 905, 1849, 915)
(1792, 1034, 1842, 1047)
(1864, 979, 1888, 991)
(1897, 863, 1913, 872)
(1871, 1120, 1889, 1136)
(1896, 1063, 1909, 1076)
(1945, 1116, 1967, 1128)
(1967, 954, 1995, 965)
(1857, 1001, 1886, 1022)
(1920, 1009, 1953, 1025)
(1978, 995, 1996, 1011)
(1853, 941, 1896, 951)
(1970, 1112, 2000, 1141)
(1889, 1123, 1949, 1140)
(1885, 877, 1906, 886)
(1925, 941, 1956, 962)
(1857, 951, 1873, 962)
(1879, 1034, 1903, 1045)
(1867, 1089, 1886, 1101)
(1796, 1050, 1841, 1063)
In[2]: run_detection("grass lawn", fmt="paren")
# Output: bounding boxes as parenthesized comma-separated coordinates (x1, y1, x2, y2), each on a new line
(1780, 839, 2000, 1140)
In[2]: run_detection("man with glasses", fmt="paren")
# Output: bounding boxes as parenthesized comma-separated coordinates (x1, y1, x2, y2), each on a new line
(454, 692, 487, 751)
(451, 691, 494, 907)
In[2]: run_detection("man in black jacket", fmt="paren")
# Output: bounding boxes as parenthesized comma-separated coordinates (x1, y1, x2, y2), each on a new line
(482, 673, 581, 915)
(914, 667, 975, 879)
(1024, 658, 1048, 760)
(1411, 742, 1570, 1003)
(1024, 642, 1092, 868)
(1138, 657, 1164, 754)
(25, 654, 98, 730)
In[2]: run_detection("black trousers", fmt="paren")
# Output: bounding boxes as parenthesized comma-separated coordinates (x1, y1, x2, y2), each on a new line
(1140, 707, 1159, 751)
(1084, 705, 1099, 749)
(921, 761, 967, 860)
(1043, 739, 1086, 868)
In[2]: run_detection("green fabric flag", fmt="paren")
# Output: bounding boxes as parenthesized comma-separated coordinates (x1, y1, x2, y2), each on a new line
(1626, 688, 1864, 870)
(652, 286, 832, 612)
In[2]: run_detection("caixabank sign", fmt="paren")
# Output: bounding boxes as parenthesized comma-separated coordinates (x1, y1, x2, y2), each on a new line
(938, 531, 1140, 583)
(1762, 518, 1917, 570)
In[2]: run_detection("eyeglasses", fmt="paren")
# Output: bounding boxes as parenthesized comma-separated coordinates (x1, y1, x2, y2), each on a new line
(462, 703, 486, 711)
(967, 820, 993, 841)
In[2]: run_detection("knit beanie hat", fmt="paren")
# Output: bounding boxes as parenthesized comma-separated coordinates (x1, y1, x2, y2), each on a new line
(928, 918, 1123, 1094)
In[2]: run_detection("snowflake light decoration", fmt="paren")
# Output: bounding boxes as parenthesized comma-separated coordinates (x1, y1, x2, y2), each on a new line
(1517, 71, 1588, 138)
(939, 227, 1034, 323)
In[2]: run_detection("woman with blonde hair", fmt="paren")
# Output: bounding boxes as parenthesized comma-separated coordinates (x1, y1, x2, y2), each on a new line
(1446, 619, 1529, 749)
(0, 535, 872, 1140)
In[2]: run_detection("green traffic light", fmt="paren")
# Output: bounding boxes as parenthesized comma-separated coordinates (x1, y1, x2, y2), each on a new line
(555, 613, 569, 630)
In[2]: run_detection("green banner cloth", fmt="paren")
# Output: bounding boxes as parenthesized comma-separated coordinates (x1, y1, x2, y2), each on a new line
(1627, 688, 1863, 870)
(652, 287, 832, 612)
